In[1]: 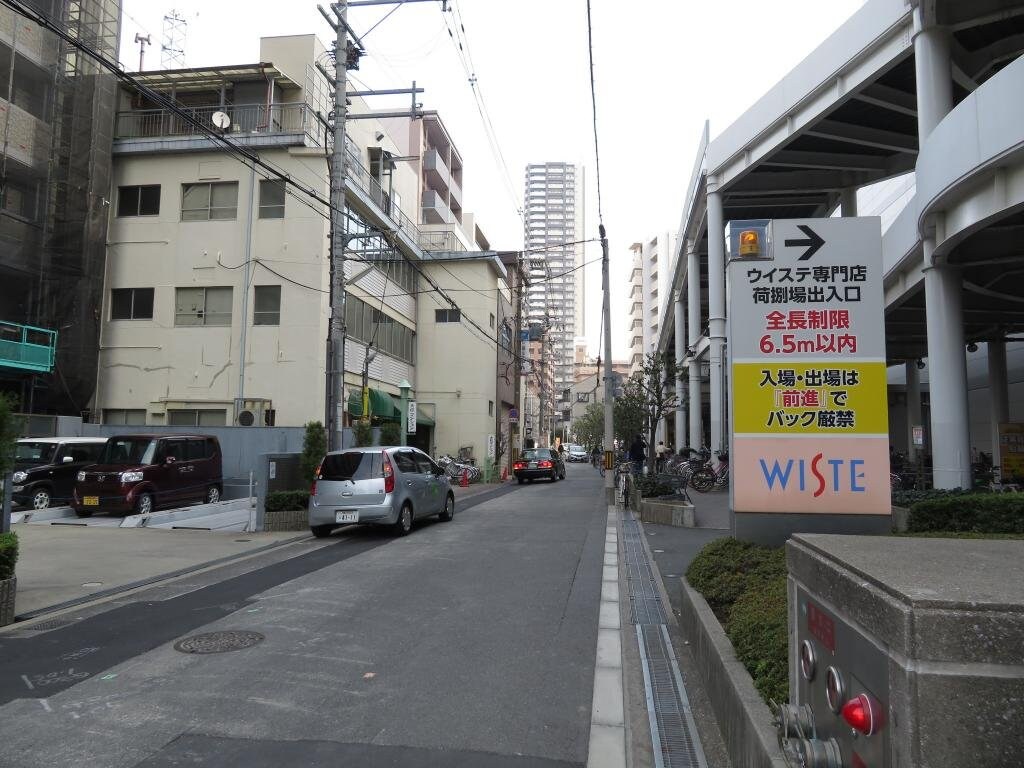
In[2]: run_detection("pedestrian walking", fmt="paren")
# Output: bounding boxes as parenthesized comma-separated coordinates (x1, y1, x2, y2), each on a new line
(628, 435, 646, 477)
(655, 441, 669, 473)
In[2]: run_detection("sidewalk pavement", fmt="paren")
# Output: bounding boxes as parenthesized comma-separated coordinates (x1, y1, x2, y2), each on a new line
(10, 525, 303, 619)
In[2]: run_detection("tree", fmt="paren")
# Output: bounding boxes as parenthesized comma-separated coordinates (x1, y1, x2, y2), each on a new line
(300, 422, 327, 481)
(354, 420, 374, 447)
(572, 401, 605, 450)
(615, 353, 679, 472)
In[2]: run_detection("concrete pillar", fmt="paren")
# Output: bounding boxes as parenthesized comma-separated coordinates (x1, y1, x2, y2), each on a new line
(707, 183, 726, 458)
(674, 291, 687, 451)
(905, 360, 923, 462)
(915, 15, 970, 488)
(988, 340, 1009, 474)
(687, 245, 703, 449)
(840, 187, 858, 217)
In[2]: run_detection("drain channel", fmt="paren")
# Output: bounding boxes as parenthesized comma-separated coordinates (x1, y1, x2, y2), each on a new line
(622, 509, 708, 768)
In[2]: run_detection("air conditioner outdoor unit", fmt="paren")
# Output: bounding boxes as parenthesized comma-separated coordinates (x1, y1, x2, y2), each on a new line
(235, 398, 273, 427)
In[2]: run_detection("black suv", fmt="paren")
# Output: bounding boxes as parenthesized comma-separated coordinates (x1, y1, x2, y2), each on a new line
(12, 438, 109, 510)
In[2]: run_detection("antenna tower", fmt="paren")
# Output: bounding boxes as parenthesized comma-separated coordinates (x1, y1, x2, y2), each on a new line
(161, 10, 187, 69)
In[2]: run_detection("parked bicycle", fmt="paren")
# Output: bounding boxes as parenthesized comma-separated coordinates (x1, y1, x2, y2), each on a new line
(690, 452, 729, 492)
(437, 454, 483, 483)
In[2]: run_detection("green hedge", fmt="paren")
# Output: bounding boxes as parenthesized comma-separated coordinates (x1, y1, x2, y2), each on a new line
(0, 532, 18, 581)
(686, 537, 788, 703)
(266, 490, 310, 513)
(634, 477, 676, 498)
(891, 487, 981, 508)
(908, 493, 1024, 534)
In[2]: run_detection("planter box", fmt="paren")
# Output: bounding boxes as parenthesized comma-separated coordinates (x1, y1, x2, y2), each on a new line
(263, 508, 308, 532)
(638, 498, 695, 527)
(0, 576, 16, 627)
(677, 576, 787, 768)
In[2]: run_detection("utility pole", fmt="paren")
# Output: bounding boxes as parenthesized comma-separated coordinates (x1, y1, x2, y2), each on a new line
(134, 33, 151, 71)
(601, 224, 614, 492)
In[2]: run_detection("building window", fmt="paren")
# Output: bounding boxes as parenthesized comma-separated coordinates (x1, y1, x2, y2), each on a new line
(258, 179, 285, 219)
(117, 185, 161, 217)
(167, 409, 227, 427)
(488, 400, 494, 416)
(175, 287, 233, 326)
(181, 181, 238, 221)
(345, 295, 414, 363)
(103, 409, 146, 426)
(110, 288, 154, 320)
(435, 309, 461, 323)
(253, 285, 281, 326)
(489, 312, 495, 329)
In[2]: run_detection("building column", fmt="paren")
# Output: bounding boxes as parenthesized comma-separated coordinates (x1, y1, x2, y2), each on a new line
(687, 244, 703, 449)
(706, 182, 726, 459)
(905, 360, 923, 462)
(674, 291, 687, 451)
(988, 340, 1009, 474)
(915, 15, 970, 488)
(840, 187, 858, 217)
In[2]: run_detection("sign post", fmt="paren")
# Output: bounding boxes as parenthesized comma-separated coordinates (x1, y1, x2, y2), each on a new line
(726, 217, 890, 544)
(407, 400, 417, 435)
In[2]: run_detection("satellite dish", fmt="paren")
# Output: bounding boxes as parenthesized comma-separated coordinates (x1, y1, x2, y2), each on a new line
(211, 111, 231, 130)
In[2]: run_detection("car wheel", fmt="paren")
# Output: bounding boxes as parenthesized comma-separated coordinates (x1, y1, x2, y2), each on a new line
(393, 503, 413, 536)
(205, 485, 221, 504)
(311, 524, 334, 538)
(438, 494, 454, 522)
(551, 470, 558, 482)
(560, 472, 566, 480)
(31, 488, 52, 510)
(517, 477, 524, 485)
(135, 492, 153, 516)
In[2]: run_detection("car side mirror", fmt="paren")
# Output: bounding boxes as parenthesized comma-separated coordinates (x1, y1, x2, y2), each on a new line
(62, 456, 74, 464)
(165, 456, 176, 465)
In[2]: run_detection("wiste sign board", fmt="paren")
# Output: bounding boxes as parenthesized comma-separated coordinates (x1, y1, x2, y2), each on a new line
(726, 218, 890, 515)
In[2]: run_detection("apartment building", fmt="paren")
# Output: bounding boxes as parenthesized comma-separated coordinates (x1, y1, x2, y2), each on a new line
(522, 162, 584, 437)
(0, 0, 121, 414)
(95, 34, 498, 453)
(627, 244, 644, 374)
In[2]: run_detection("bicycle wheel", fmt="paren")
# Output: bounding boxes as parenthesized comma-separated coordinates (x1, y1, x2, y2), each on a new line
(690, 468, 714, 492)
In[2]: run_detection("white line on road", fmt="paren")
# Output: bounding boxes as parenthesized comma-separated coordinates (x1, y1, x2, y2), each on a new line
(21, 675, 34, 691)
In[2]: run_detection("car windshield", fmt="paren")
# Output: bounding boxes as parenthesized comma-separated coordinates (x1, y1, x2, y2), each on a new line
(521, 449, 552, 460)
(100, 438, 157, 465)
(319, 451, 382, 481)
(15, 442, 57, 464)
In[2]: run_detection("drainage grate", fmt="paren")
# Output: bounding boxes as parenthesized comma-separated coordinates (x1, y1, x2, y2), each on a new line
(25, 617, 77, 632)
(622, 509, 708, 768)
(174, 630, 265, 654)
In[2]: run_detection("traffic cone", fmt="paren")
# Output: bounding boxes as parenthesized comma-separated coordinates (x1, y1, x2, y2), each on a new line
(501, 466, 508, 482)
(460, 468, 469, 487)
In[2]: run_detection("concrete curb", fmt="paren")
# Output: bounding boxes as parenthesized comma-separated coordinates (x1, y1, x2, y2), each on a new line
(587, 505, 626, 768)
(677, 577, 787, 768)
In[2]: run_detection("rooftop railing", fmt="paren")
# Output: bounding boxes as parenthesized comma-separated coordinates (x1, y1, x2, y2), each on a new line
(114, 102, 315, 141)
(0, 321, 57, 373)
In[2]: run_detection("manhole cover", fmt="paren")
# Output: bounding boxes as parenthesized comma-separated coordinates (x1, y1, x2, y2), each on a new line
(173, 630, 265, 654)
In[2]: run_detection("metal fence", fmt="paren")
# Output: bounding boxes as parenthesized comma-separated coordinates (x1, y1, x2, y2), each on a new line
(114, 102, 314, 141)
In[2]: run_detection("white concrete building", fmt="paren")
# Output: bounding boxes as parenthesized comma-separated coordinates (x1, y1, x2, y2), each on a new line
(627, 244, 644, 375)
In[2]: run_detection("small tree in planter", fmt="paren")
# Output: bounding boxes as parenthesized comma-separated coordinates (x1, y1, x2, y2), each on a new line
(300, 422, 326, 482)
(379, 420, 401, 447)
(0, 394, 19, 626)
(354, 420, 374, 447)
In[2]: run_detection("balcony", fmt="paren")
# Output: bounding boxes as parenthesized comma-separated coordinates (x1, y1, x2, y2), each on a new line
(418, 229, 467, 253)
(114, 102, 317, 152)
(0, 321, 57, 373)
(421, 188, 455, 225)
(344, 141, 421, 246)
(423, 148, 452, 194)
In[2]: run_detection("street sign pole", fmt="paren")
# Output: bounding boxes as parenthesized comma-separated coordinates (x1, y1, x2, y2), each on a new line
(726, 217, 891, 545)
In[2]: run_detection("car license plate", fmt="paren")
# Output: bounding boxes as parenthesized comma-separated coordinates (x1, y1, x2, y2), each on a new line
(83, 496, 99, 506)
(335, 511, 358, 524)
(529, 462, 537, 469)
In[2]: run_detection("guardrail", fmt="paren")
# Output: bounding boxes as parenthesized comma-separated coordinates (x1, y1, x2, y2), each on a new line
(114, 102, 314, 141)
(0, 321, 57, 373)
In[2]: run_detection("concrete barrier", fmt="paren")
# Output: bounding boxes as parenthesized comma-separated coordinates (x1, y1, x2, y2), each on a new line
(677, 577, 787, 768)
(637, 498, 695, 527)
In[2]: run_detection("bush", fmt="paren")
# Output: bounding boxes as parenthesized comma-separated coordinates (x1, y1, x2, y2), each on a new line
(686, 538, 782, 620)
(379, 421, 401, 446)
(634, 476, 676, 498)
(300, 422, 326, 483)
(0, 532, 18, 581)
(727, 573, 789, 704)
(908, 493, 1024, 534)
(891, 487, 980, 508)
(265, 490, 309, 513)
(354, 420, 374, 447)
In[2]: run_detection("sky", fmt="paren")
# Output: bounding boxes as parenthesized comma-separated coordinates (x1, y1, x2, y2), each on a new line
(119, 0, 865, 360)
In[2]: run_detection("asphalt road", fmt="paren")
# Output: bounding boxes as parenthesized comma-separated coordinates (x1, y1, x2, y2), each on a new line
(0, 462, 608, 767)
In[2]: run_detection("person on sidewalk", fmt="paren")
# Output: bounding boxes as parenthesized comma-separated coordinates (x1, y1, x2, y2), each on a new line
(655, 441, 669, 473)
(628, 435, 646, 478)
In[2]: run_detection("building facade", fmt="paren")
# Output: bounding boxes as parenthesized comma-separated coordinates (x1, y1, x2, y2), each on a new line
(627, 243, 644, 374)
(0, 0, 121, 415)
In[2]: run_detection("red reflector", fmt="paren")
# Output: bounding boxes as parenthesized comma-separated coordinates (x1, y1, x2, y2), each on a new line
(842, 694, 883, 736)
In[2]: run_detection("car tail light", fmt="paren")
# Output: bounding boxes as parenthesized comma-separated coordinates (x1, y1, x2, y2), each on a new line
(538, 460, 552, 468)
(383, 451, 395, 493)
(841, 694, 883, 736)
(513, 462, 525, 470)
(310, 480, 317, 497)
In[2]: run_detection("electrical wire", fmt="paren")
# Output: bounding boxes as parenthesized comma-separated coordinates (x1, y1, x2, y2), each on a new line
(362, 0, 407, 39)
(585, 0, 605, 226)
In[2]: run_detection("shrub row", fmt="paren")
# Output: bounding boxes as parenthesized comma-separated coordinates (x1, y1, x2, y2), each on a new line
(907, 493, 1024, 534)
(686, 537, 788, 704)
(0, 532, 18, 581)
(265, 490, 310, 513)
(891, 487, 981, 508)
(634, 477, 676, 498)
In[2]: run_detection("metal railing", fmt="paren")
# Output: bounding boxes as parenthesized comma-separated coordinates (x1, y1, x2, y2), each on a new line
(0, 321, 57, 373)
(344, 141, 422, 246)
(114, 102, 315, 141)
(418, 230, 467, 253)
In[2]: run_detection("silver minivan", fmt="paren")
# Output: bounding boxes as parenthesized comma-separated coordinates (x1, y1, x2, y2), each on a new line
(308, 446, 455, 538)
